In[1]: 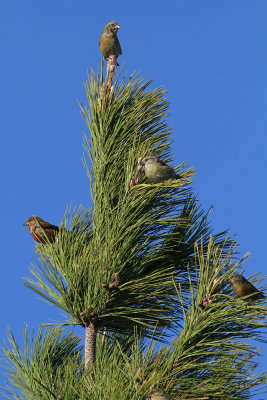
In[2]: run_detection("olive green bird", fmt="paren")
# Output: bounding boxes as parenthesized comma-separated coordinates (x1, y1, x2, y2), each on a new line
(99, 21, 122, 61)
(147, 388, 175, 400)
(138, 156, 177, 184)
(228, 273, 264, 301)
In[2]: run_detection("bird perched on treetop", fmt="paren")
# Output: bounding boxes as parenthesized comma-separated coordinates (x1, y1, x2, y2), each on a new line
(99, 21, 122, 61)
(228, 273, 264, 301)
(147, 388, 175, 400)
(138, 156, 177, 184)
(23, 216, 59, 244)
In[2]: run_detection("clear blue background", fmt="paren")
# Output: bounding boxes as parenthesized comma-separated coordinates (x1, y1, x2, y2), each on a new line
(1, 1, 266, 397)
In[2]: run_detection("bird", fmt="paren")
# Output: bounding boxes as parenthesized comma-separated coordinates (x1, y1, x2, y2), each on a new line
(228, 273, 264, 301)
(147, 388, 175, 400)
(99, 21, 122, 61)
(23, 216, 59, 244)
(138, 156, 177, 184)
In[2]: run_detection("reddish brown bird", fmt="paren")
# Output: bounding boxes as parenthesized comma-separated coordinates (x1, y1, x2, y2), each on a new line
(99, 21, 122, 61)
(23, 216, 59, 244)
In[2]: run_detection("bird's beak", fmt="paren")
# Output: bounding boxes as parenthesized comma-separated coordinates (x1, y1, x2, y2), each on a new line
(115, 24, 120, 29)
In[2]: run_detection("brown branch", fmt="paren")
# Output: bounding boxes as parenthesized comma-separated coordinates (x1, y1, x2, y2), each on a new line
(129, 164, 142, 189)
(107, 55, 118, 90)
(98, 59, 105, 111)
(85, 322, 97, 367)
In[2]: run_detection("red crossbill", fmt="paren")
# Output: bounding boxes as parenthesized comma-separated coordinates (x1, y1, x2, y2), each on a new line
(138, 156, 177, 184)
(99, 21, 122, 61)
(147, 388, 175, 400)
(23, 216, 59, 244)
(228, 273, 264, 301)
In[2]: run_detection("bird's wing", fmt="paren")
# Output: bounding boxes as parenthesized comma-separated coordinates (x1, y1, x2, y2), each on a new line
(118, 40, 122, 55)
(246, 281, 265, 299)
(40, 222, 59, 231)
(114, 36, 122, 55)
(157, 158, 168, 166)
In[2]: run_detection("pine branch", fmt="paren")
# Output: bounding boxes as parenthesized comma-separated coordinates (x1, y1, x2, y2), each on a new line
(84, 323, 97, 367)
(0, 327, 82, 400)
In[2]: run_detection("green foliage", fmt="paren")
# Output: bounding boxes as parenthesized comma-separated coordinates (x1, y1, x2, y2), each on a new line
(24, 72, 232, 340)
(1, 67, 266, 399)
(1, 327, 82, 400)
(2, 239, 267, 399)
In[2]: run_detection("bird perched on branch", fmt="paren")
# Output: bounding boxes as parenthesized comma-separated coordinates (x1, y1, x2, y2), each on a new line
(228, 273, 264, 301)
(99, 21, 122, 61)
(23, 216, 59, 244)
(138, 156, 177, 184)
(147, 388, 175, 400)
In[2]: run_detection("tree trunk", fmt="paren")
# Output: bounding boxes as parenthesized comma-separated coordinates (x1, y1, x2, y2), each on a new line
(85, 322, 96, 367)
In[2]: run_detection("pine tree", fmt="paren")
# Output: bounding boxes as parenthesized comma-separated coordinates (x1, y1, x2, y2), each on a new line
(1, 62, 266, 400)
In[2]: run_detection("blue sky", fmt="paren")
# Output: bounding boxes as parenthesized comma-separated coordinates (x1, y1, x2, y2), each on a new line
(1, 1, 266, 396)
